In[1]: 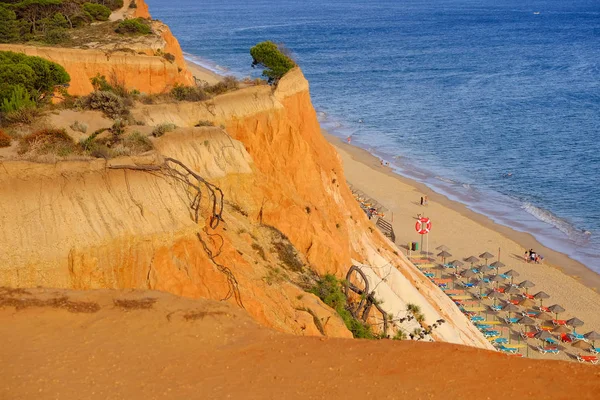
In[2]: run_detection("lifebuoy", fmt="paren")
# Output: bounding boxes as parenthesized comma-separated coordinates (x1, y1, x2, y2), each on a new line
(415, 217, 432, 235)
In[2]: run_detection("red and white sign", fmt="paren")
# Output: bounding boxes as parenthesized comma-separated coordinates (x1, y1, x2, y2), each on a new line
(415, 217, 432, 235)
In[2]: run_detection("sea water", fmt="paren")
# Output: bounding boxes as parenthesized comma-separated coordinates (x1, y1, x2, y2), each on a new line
(147, 0, 600, 274)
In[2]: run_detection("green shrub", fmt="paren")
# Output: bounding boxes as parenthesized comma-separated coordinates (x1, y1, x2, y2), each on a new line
(250, 41, 295, 84)
(0, 5, 20, 44)
(1, 85, 36, 112)
(0, 51, 70, 106)
(163, 52, 175, 63)
(123, 131, 153, 153)
(44, 28, 69, 44)
(129, 1, 137, 8)
(170, 84, 209, 102)
(0, 129, 11, 147)
(195, 120, 214, 127)
(75, 90, 128, 118)
(310, 274, 375, 339)
(2, 107, 41, 125)
(20, 128, 77, 156)
(115, 18, 151, 35)
(70, 120, 88, 133)
(205, 76, 239, 95)
(83, 3, 111, 21)
(151, 123, 176, 137)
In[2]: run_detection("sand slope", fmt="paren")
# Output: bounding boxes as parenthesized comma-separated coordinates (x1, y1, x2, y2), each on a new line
(0, 288, 598, 400)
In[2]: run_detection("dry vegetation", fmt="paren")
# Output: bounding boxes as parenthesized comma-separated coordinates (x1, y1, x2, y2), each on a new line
(113, 298, 157, 310)
(0, 288, 100, 313)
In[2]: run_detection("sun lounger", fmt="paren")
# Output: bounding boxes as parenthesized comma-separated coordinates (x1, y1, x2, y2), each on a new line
(509, 299, 520, 305)
(544, 337, 558, 345)
(502, 317, 520, 325)
(424, 272, 435, 278)
(536, 346, 560, 355)
(497, 345, 517, 354)
(499, 273, 509, 279)
(569, 333, 586, 341)
(496, 287, 505, 293)
(577, 354, 599, 364)
(522, 311, 539, 317)
(491, 337, 509, 344)
(590, 348, 600, 355)
(520, 331, 536, 339)
(520, 293, 535, 299)
(552, 319, 567, 326)
(489, 305, 502, 312)
(560, 333, 572, 343)
(537, 305, 550, 312)
(470, 316, 485, 322)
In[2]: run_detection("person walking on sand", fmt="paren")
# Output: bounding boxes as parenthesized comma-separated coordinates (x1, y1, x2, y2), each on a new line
(424, 195, 429, 206)
(420, 196, 424, 206)
(346, 136, 352, 143)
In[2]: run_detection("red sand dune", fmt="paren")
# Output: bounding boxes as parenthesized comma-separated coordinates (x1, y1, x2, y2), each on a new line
(1, 288, 598, 399)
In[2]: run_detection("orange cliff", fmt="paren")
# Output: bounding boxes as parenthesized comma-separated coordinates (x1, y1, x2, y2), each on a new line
(0, 0, 192, 96)
(0, 66, 493, 348)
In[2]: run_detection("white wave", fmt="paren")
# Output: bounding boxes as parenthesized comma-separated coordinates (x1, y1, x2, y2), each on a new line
(435, 176, 456, 184)
(521, 202, 583, 240)
(232, 22, 309, 33)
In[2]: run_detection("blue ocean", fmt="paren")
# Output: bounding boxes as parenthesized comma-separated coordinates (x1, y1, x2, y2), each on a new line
(147, 0, 600, 273)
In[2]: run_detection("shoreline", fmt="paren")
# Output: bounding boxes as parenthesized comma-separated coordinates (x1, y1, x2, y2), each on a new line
(325, 131, 600, 293)
(184, 59, 222, 85)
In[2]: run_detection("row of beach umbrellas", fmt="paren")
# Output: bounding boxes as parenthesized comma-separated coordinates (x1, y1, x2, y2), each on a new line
(430, 245, 598, 355)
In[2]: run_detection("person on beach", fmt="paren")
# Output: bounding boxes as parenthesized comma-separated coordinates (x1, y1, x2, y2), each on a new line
(424, 195, 429, 206)
(346, 136, 352, 143)
(524, 251, 529, 263)
(420, 196, 424, 206)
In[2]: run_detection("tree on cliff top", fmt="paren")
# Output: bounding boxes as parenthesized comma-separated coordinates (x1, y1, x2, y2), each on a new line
(250, 41, 295, 85)
(0, 51, 70, 109)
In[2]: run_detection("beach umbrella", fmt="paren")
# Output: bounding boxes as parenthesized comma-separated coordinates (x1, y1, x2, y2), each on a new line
(449, 260, 464, 269)
(464, 256, 479, 268)
(490, 274, 505, 288)
(518, 280, 536, 294)
(553, 325, 571, 334)
(505, 285, 521, 295)
(490, 261, 505, 274)
(488, 290, 504, 307)
(437, 250, 452, 264)
(461, 269, 476, 278)
(567, 317, 584, 333)
(584, 331, 600, 347)
(548, 304, 565, 320)
(479, 252, 495, 266)
(572, 340, 591, 350)
(503, 303, 520, 320)
(504, 269, 520, 285)
(535, 330, 553, 342)
(536, 312, 554, 321)
(519, 298, 536, 308)
(518, 316, 536, 326)
(533, 291, 550, 308)
(436, 245, 451, 252)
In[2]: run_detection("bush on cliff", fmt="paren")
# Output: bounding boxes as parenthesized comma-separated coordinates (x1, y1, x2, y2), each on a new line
(0, 51, 70, 110)
(250, 41, 295, 85)
(75, 90, 128, 118)
(0, 129, 12, 147)
(115, 18, 151, 35)
(19, 128, 77, 156)
(170, 84, 209, 102)
(83, 2, 111, 21)
(310, 274, 376, 339)
(0, 5, 20, 43)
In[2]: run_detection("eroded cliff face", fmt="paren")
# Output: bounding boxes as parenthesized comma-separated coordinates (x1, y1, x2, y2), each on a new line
(0, 44, 193, 96)
(0, 67, 492, 348)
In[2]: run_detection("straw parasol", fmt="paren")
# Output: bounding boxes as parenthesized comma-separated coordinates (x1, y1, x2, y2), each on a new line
(519, 298, 536, 308)
(504, 269, 520, 285)
(571, 340, 591, 350)
(535, 330, 553, 342)
(584, 331, 600, 347)
(518, 316, 536, 326)
(479, 252, 495, 265)
(436, 245, 451, 252)
(518, 280, 536, 294)
(449, 260, 464, 268)
(567, 317, 584, 333)
(553, 325, 571, 334)
(437, 250, 452, 263)
(464, 256, 479, 268)
(503, 303, 520, 320)
(488, 290, 504, 306)
(461, 269, 476, 278)
(548, 304, 565, 320)
(533, 291, 550, 308)
(490, 261, 505, 274)
(536, 312, 554, 321)
(505, 285, 521, 295)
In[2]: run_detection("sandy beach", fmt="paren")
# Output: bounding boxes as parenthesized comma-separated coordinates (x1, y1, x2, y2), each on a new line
(326, 131, 600, 361)
(185, 60, 222, 85)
